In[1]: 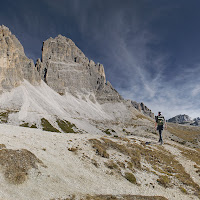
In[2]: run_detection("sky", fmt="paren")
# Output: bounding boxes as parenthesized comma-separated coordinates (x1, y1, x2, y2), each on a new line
(1, 0, 200, 119)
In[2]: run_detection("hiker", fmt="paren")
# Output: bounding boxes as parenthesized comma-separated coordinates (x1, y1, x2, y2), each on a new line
(155, 111, 167, 144)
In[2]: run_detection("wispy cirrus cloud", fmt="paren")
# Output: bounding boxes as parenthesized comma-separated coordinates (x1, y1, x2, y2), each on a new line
(1, 0, 200, 119)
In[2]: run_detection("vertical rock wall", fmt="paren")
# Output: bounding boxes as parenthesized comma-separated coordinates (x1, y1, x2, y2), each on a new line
(0, 25, 40, 93)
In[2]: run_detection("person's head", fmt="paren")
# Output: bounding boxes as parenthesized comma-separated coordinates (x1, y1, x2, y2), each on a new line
(158, 111, 161, 116)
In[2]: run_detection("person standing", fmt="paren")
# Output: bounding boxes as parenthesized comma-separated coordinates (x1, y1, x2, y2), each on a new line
(155, 111, 167, 144)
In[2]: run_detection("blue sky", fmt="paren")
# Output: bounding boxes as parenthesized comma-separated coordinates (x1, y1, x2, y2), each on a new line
(1, 0, 200, 119)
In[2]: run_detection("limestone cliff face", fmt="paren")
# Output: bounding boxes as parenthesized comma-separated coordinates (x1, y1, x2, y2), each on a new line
(37, 35, 122, 102)
(0, 25, 40, 93)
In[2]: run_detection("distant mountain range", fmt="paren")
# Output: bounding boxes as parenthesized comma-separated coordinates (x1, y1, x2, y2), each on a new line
(168, 114, 200, 126)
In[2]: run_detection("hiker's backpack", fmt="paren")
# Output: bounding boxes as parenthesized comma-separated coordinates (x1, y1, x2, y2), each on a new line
(157, 115, 165, 126)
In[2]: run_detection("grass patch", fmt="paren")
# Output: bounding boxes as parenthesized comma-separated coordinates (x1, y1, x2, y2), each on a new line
(179, 186, 188, 194)
(103, 129, 116, 135)
(176, 146, 200, 165)
(101, 138, 141, 169)
(104, 160, 119, 170)
(0, 110, 17, 123)
(168, 123, 200, 144)
(20, 123, 29, 127)
(0, 111, 10, 123)
(124, 172, 137, 184)
(20, 123, 37, 128)
(89, 139, 109, 158)
(0, 148, 45, 184)
(30, 124, 37, 128)
(90, 137, 200, 196)
(56, 119, 76, 133)
(41, 118, 60, 132)
(157, 175, 171, 188)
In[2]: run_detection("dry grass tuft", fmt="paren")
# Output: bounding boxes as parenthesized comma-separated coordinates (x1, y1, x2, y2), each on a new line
(89, 137, 200, 196)
(104, 160, 119, 170)
(101, 138, 141, 169)
(157, 175, 171, 188)
(0, 148, 45, 184)
(176, 146, 200, 165)
(179, 186, 188, 194)
(168, 123, 200, 144)
(89, 139, 109, 158)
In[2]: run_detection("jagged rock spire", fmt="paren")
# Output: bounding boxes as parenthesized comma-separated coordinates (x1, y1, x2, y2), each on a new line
(0, 25, 40, 93)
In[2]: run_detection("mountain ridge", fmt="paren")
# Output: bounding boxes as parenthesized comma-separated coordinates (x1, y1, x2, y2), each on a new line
(0, 25, 200, 200)
(168, 114, 200, 126)
(0, 25, 154, 132)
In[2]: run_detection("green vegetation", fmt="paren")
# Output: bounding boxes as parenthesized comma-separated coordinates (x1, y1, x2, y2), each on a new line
(124, 172, 137, 184)
(103, 129, 115, 135)
(157, 175, 171, 188)
(30, 124, 37, 128)
(101, 138, 141, 169)
(20, 122, 37, 128)
(41, 118, 60, 132)
(0, 110, 18, 123)
(56, 119, 76, 133)
(179, 186, 188, 194)
(20, 123, 29, 127)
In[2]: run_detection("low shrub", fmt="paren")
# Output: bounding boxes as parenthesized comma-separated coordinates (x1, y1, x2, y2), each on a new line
(124, 172, 137, 184)
(41, 118, 60, 132)
(157, 175, 171, 188)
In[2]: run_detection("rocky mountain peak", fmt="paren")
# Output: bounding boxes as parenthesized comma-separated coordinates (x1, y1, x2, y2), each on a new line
(36, 34, 121, 102)
(131, 101, 154, 118)
(0, 25, 40, 93)
(168, 114, 192, 124)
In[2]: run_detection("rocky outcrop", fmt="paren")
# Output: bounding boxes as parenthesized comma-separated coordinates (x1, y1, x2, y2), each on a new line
(131, 101, 154, 118)
(0, 25, 40, 93)
(190, 117, 200, 126)
(0, 26, 122, 103)
(168, 114, 192, 124)
(36, 34, 122, 102)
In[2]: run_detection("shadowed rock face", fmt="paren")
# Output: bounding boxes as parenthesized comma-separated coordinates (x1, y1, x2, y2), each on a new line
(0, 25, 40, 93)
(131, 101, 154, 118)
(36, 34, 122, 102)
